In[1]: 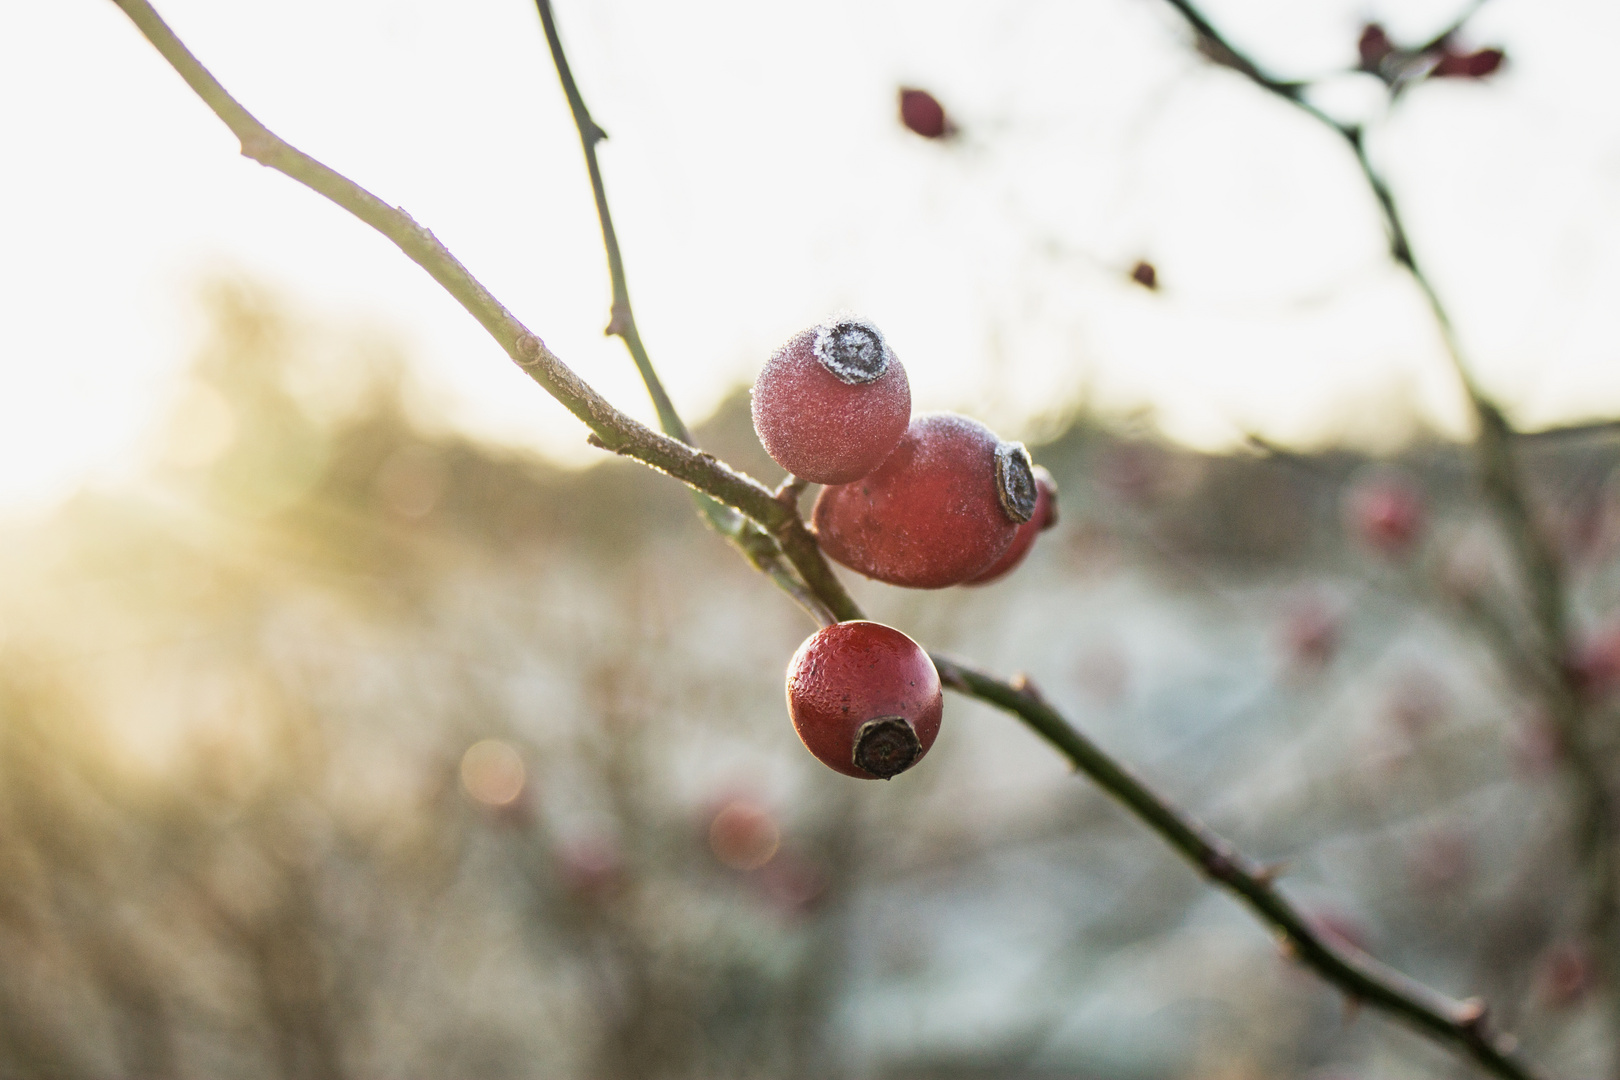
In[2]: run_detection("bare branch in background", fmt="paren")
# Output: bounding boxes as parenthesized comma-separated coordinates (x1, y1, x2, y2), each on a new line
(1158, 0, 1619, 1049)
(933, 656, 1541, 1080)
(103, 2, 1556, 1077)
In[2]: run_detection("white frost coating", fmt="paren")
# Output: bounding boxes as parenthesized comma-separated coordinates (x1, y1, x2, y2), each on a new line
(812, 316, 891, 384)
(899, 412, 1001, 492)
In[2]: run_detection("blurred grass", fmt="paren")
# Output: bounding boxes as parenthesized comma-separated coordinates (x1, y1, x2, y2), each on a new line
(3, 280, 1620, 1079)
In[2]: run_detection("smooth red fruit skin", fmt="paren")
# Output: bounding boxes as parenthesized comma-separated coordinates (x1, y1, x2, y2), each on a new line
(786, 621, 943, 780)
(964, 466, 1057, 585)
(751, 319, 911, 485)
(813, 413, 1030, 589)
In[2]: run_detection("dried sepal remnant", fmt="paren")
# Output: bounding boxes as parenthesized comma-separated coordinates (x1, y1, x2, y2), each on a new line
(786, 621, 942, 780)
(751, 317, 911, 485)
(994, 442, 1037, 524)
(965, 465, 1058, 586)
(813, 319, 891, 384)
(812, 413, 1022, 588)
(852, 716, 922, 779)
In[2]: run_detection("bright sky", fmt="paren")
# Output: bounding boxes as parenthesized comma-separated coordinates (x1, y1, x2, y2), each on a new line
(4, 0, 1620, 512)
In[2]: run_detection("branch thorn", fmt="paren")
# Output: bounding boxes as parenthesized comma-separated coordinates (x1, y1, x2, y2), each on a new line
(1255, 860, 1290, 885)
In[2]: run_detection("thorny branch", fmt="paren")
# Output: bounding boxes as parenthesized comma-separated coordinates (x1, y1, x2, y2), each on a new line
(106, 2, 1548, 1078)
(1161, 0, 1619, 1051)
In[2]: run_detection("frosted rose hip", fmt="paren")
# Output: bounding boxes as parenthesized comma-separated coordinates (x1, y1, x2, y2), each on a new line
(812, 413, 1035, 589)
(786, 621, 943, 780)
(965, 465, 1058, 585)
(750, 318, 911, 484)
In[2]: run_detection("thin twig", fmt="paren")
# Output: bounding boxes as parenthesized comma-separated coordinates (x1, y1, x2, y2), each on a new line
(533, 0, 686, 445)
(103, 0, 861, 627)
(1161, 0, 1619, 1043)
(531, 0, 833, 625)
(104, 5, 1554, 1077)
(931, 656, 1542, 1080)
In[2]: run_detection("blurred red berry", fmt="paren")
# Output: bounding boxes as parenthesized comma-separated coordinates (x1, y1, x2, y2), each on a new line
(555, 837, 623, 898)
(1345, 472, 1425, 555)
(899, 87, 952, 139)
(1129, 261, 1158, 290)
(1282, 598, 1339, 669)
(755, 852, 829, 917)
(1358, 23, 1394, 72)
(1539, 944, 1593, 1007)
(1431, 47, 1505, 78)
(1569, 623, 1620, 695)
(709, 799, 781, 870)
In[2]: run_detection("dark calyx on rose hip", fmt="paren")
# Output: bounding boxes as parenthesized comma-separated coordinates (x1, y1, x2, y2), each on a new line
(966, 465, 1058, 585)
(750, 317, 912, 486)
(786, 621, 943, 780)
(812, 412, 1036, 589)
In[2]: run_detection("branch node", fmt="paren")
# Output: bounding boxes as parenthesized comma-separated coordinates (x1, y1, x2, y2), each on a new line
(1199, 846, 1236, 881)
(1457, 998, 1488, 1030)
(775, 475, 810, 507)
(238, 127, 277, 164)
(1008, 672, 1050, 707)
(604, 302, 632, 339)
(585, 431, 607, 450)
(515, 333, 549, 368)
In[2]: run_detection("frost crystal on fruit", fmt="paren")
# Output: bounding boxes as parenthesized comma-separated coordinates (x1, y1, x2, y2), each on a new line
(750, 317, 911, 484)
(812, 319, 890, 384)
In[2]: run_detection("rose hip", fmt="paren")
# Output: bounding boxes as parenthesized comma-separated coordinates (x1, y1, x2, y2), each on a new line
(751, 317, 911, 484)
(786, 621, 943, 780)
(812, 413, 1036, 589)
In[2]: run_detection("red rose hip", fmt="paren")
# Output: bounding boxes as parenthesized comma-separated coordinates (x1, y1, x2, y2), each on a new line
(812, 413, 1036, 588)
(751, 317, 911, 484)
(1344, 470, 1425, 556)
(898, 87, 953, 139)
(965, 465, 1058, 585)
(786, 621, 943, 779)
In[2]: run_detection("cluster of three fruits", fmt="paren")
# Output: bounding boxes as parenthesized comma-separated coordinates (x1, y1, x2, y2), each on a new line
(751, 318, 1058, 780)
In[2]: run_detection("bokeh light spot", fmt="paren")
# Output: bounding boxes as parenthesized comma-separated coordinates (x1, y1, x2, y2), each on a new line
(460, 739, 525, 807)
(708, 800, 780, 871)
